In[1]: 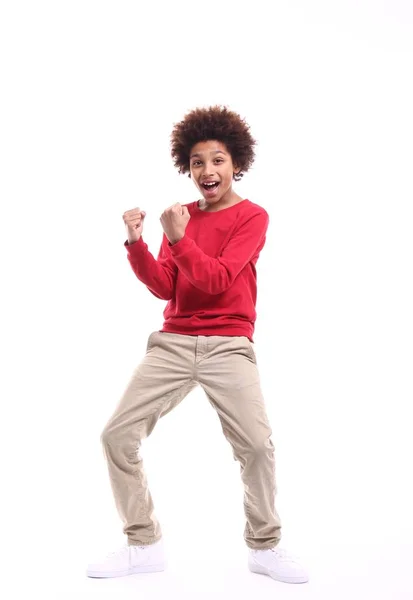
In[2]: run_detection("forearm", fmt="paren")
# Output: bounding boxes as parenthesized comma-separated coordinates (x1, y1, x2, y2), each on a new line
(125, 237, 175, 300)
(168, 212, 268, 295)
(169, 235, 231, 295)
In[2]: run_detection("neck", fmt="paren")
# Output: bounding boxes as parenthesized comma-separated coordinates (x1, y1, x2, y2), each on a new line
(199, 191, 243, 212)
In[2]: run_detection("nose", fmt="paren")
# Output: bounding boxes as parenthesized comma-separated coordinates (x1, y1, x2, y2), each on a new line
(201, 162, 214, 178)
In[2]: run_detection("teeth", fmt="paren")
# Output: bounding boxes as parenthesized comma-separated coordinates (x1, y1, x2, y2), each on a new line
(204, 182, 217, 187)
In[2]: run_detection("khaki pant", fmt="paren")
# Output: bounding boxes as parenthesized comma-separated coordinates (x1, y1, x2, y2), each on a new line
(101, 332, 282, 550)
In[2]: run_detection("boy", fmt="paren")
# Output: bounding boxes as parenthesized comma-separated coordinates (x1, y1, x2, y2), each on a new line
(87, 106, 309, 584)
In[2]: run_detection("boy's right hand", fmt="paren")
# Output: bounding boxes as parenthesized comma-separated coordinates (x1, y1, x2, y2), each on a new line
(123, 208, 146, 244)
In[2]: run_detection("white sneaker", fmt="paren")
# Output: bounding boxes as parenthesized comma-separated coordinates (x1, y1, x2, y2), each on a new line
(248, 546, 309, 584)
(87, 539, 166, 578)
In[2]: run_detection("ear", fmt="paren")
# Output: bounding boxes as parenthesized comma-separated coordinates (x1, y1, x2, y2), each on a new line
(233, 162, 241, 177)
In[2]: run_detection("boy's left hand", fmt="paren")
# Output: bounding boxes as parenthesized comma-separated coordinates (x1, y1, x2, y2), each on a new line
(160, 203, 191, 245)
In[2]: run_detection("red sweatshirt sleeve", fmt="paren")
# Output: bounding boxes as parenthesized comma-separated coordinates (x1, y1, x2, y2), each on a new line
(124, 234, 177, 300)
(168, 210, 269, 295)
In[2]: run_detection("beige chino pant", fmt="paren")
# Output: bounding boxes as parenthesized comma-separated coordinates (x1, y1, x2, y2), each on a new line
(101, 331, 282, 550)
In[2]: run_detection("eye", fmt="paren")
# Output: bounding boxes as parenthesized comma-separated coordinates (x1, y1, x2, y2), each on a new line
(215, 158, 224, 163)
(192, 160, 202, 167)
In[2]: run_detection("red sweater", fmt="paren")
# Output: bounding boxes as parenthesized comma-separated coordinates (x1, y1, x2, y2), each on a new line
(124, 199, 269, 342)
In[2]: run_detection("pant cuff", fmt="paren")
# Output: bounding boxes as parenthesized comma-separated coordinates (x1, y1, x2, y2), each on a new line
(246, 539, 281, 551)
(127, 536, 162, 546)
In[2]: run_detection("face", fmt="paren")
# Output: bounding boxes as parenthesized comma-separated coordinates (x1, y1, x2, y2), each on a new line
(189, 140, 239, 207)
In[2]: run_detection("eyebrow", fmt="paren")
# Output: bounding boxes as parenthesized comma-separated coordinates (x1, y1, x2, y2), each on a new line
(190, 150, 227, 158)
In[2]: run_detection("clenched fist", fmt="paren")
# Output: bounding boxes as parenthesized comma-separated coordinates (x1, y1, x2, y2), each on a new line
(123, 208, 146, 244)
(160, 203, 190, 245)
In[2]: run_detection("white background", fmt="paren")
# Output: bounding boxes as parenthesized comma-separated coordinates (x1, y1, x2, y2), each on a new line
(1, 1, 412, 598)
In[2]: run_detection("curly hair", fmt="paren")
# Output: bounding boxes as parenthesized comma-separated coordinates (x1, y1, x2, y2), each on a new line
(170, 105, 256, 181)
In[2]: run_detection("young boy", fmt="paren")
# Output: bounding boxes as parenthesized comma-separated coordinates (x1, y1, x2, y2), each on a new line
(87, 106, 309, 584)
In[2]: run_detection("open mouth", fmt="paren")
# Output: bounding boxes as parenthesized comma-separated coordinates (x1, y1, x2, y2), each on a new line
(202, 181, 219, 190)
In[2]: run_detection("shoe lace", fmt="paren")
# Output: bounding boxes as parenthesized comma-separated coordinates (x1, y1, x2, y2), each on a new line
(107, 545, 129, 558)
(269, 547, 297, 561)
(106, 544, 144, 558)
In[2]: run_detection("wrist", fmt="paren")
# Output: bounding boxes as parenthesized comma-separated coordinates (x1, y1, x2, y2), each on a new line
(168, 234, 184, 245)
(128, 236, 141, 245)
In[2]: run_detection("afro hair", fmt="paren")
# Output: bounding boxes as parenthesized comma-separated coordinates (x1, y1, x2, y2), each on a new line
(170, 105, 256, 181)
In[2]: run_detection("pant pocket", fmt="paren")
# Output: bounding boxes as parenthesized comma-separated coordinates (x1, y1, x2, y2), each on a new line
(243, 337, 257, 363)
(146, 331, 158, 352)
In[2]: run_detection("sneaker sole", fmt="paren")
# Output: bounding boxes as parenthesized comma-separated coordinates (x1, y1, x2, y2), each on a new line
(87, 563, 166, 578)
(248, 561, 309, 584)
